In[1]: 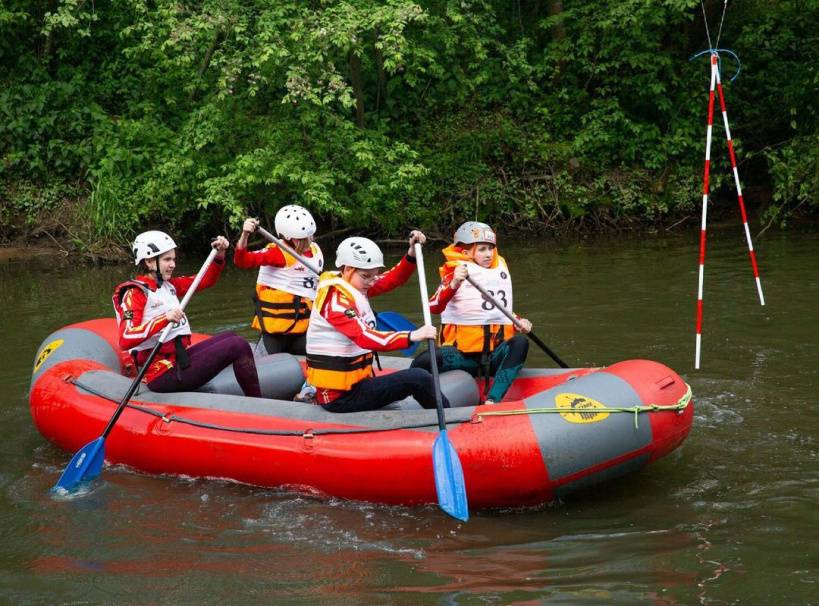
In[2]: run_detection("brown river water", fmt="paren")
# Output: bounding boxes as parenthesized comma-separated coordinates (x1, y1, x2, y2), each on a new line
(1, 227, 817, 604)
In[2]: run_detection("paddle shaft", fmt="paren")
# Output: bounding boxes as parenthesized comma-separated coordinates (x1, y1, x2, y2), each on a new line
(256, 226, 321, 276)
(464, 275, 569, 368)
(414, 243, 447, 431)
(100, 248, 220, 438)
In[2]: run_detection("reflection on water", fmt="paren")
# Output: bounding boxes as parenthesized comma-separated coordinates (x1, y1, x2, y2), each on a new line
(2, 227, 818, 603)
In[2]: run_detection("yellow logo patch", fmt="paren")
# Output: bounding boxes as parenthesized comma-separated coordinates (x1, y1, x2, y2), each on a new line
(33, 339, 64, 374)
(555, 392, 610, 424)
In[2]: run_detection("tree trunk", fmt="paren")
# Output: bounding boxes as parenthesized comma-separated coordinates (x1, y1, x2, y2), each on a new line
(349, 52, 366, 128)
(189, 29, 223, 102)
(41, 0, 59, 65)
(547, 0, 565, 41)
(374, 36, 386, 115)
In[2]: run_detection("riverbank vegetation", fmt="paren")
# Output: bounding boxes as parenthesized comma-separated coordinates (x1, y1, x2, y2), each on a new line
(1, 0, 816, 257)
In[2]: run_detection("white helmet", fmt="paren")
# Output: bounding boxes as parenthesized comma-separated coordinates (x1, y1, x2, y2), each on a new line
(454, 221, 496, 246)
(132, 230, 176, 265)
(335, 237, 384, 270)
(275, 205, 316, 240)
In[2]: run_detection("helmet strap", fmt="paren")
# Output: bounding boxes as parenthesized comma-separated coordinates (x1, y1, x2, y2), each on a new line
(144, 259, 163, 287)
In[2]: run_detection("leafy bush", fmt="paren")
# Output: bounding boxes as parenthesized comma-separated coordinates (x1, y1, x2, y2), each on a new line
(0, 0, 816, 249)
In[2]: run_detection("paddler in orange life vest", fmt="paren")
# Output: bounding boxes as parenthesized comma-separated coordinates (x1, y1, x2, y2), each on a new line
(234, 205, 324, 355)
(305, 232, 451, 413)
(411, 221, 532, 404)
(113, 231, 262, 397)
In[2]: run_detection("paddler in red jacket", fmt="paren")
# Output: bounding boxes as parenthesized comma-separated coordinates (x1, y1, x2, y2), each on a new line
(411, 221, 532, 403)
(305, 231, 450, 412)
(113, 230, 261, 397)
(233, 205, 324, 355)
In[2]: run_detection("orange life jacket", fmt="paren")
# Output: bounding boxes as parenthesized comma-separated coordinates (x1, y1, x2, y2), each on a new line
(305, 273, 377, 391)
(252, 244, 322, 335)
(438, 244, 515, 354)
(252, 286, 312, 335)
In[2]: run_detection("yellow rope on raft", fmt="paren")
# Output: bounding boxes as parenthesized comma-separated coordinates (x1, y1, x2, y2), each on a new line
(476, 383, 693, 429)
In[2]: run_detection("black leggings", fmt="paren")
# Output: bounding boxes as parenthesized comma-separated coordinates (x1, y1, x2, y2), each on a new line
(260, 332, 307, 355)
(323, 368, 450, 413)
(149, 332, 262, 397)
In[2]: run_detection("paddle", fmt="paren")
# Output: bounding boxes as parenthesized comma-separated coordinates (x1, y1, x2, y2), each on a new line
(256, 226, 322, 276)
(414, 242, 469, 522)
(464, 275, 569, 369)
(376, 311, 419, 357)
(52, 248, 220, 493)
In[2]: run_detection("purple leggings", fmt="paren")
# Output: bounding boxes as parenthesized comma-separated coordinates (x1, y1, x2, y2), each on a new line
(148, 332, 262, 397)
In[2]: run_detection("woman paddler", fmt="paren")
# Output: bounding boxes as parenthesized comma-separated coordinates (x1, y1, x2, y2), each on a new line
(113, 230, 262, 397)
(305, 231, 451, 412)
(411, 221, 532, 403)
(234, 205, 324, 355)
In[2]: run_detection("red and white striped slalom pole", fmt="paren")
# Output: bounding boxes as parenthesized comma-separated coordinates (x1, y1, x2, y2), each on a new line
(715, 63, 766, 306)
(694, 54, 718, 370)
(695, 53, 766, 370)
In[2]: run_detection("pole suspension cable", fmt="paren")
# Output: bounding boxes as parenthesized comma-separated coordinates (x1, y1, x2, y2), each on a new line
(715, 0, 729, 49)
(700, 0, 714, 50)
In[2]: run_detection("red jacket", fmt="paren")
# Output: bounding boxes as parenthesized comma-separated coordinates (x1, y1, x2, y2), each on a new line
(233, 244, 288, 268)
(113, 257, 224, 381)
(312, 255, 416, 404)
(317, 255, 415, 352)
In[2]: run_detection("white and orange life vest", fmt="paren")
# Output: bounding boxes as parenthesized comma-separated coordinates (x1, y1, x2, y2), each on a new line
(305, 272, 377, 391)
(253, 243, 324, 334)
(114, 280, 191, 354)
(257, 242, 324, 297)
(439, 246, 516, 354)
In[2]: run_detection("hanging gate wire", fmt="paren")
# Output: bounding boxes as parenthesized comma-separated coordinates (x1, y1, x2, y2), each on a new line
(692, 0, 765, 370)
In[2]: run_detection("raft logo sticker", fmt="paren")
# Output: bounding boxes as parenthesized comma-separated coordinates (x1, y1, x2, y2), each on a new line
(555, 393, 610, 424)
(33, 339, 64, 374)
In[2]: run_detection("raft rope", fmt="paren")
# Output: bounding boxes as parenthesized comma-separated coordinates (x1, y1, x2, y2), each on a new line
(67, 377, 450, 436)
(68, 377, 691, 436)
(692, 0, 765, 371)
(476, 384, 692, 429)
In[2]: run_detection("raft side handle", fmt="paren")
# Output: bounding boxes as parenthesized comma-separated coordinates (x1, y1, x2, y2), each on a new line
(656, 375, 676, 390)
(302, 429, 315, 451)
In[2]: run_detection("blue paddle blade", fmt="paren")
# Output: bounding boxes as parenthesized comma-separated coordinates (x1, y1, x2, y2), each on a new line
(376, 311, 419, 357)
(52, 437, 105, 493)
(432, 430, 469, 522)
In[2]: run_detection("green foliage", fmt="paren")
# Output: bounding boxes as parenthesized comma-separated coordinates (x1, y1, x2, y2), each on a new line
(0, 182, 63, 234)
(1, 0, 816, 248)
(761, 134, 819, 228)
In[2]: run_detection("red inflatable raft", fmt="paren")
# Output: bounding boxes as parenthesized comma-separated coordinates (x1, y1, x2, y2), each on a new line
(30, 319, 693, 509)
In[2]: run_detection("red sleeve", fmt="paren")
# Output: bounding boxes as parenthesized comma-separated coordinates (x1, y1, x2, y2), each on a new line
(320, 287, 412, 352)
(117, 286, 168, 350)
(368, 255, 417, 298)
(170, 256, 225, 297)
(233, 244, 287, 269)
(429, 264, 458, 314)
